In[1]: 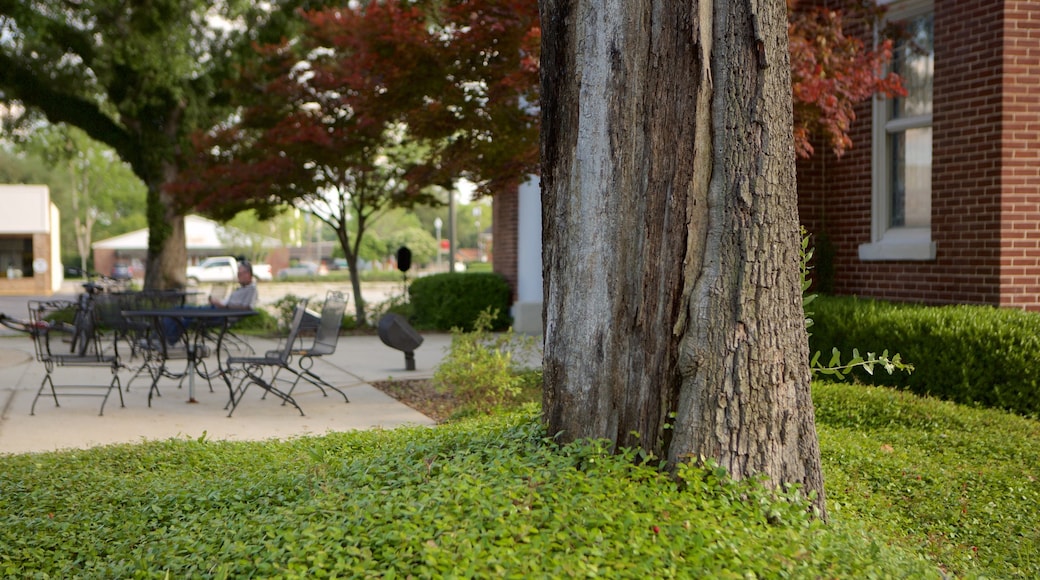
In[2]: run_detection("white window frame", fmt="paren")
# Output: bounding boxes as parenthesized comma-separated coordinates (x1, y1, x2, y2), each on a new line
(859, 0, 936, 261)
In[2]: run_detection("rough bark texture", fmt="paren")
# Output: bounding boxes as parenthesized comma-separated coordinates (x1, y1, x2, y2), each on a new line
(140, 155, 187, 291)
(540, 0, 825, 515)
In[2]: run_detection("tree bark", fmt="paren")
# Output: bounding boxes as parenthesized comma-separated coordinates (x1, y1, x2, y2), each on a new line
(143, 159, 187, 290)
(540, 0, 825, 516)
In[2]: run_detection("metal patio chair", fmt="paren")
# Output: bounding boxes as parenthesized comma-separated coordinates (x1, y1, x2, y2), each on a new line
(26, 299, 124, 416)
(223, 300, 310, 417)
(275, 290, 350, 403)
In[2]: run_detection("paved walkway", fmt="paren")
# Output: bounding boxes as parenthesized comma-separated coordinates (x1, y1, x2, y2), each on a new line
(0, 332, 451, 455)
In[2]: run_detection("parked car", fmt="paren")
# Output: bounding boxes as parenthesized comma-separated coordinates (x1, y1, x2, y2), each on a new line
(111, 263, 133, 280)
(186, 256, 273, 285)
(278, 262, 321, 279)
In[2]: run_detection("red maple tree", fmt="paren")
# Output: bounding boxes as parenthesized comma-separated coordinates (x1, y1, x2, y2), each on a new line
(172, 0, 899, 303)
(788, 0, 906, 158)
(171, 0, 539, 324)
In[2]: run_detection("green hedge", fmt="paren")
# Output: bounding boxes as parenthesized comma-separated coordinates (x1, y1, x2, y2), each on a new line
(409, 272, 512, 331)
(809, 295, 1040, 417)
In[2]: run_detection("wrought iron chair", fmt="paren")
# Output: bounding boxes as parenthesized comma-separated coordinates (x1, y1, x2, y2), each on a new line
(224, 300, 310, 417)
(26, 299, 124, 416)
(273, 290, 349, 403)
(93, 291, 149, 366)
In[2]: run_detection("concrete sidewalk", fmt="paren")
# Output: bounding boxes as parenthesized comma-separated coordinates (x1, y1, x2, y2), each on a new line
(0, 332, 451, 455)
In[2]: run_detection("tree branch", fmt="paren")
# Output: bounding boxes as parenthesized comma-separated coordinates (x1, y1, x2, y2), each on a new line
(0, 53, 139, 170)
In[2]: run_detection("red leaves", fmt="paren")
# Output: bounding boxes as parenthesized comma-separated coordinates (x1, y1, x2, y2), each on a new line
(171, 0, 898, 219)
(171, 0, 540, 216)
(789, 0, 906, 158)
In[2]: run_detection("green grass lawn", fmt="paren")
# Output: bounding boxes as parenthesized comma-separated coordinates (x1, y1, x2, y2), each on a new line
(1, 381, 1037, 578)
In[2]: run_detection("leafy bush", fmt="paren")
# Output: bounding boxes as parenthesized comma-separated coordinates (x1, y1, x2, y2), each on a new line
(409, 272, 512, 331)
(268, 293, 356, 332)
(227, 308, 278, 333)
(810, 295, 1040, 417)
(270, 293, 314, 331)
(368, 289, 413, 322)
(433, 308, 539, 416)
(315, 269, 408, 283)
(463, 261, 493, 273)
(0, 409, 947, 578)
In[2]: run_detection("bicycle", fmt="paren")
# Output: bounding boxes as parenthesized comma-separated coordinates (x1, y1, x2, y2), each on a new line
(0, 276, 118, 354)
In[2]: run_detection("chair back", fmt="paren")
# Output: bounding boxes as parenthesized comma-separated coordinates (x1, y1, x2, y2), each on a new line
(93, 292, 131, 357)
(275, 300, 311, 363)
(28, 299, 103, 362)
(139, 290, 186, 309)
(310, 291, 347, 356)
(93, 292, 124, 329)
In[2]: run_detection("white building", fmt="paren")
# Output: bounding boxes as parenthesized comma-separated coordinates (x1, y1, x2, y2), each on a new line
(0, 185, 62, 296)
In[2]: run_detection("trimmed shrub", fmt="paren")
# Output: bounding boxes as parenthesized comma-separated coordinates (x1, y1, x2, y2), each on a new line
(409, 272, 512, 331)
(809, 295, 1040, 417)
(230, 308, 278, 333)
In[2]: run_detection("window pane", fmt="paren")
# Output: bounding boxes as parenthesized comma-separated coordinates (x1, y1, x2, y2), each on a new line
(0, 237, 32, 278)
(890, 126, 932, 228)
(893, 13, 934, 118)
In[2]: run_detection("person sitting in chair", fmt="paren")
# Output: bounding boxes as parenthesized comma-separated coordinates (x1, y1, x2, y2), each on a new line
(164, 261, 258, 344)
(211, 262, 258, 310)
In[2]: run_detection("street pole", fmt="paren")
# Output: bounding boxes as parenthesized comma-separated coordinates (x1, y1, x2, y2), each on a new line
(448, 190, 457, 273)
(434, 217, 443, 271)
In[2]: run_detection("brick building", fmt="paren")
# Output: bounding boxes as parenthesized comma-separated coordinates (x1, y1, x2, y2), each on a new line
(799, 0, 1040, 309)
(497, 0, 1040, 335)
(492, 178, 542, 335)
(0, 185, 62, 296)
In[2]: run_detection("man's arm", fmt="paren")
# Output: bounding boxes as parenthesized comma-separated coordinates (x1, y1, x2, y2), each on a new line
(223, 284, 258, 309)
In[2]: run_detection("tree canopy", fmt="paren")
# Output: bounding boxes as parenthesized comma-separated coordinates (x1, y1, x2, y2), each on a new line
(0, 0, 315, 288)
(14, 125, 146, 272)
(171, 0, 539, 323)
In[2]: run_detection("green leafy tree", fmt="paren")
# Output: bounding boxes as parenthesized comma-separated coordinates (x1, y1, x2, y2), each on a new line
(221, 209, 292, 264)
(17, 124, 146, 273)
(0, 1, 309, 289)
(356, 210, 436, 268)
(381, 228, 438, 269)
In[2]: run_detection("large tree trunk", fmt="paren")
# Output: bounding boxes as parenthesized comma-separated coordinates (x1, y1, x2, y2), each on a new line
(540, 0, 825, 516)
(143, 160, 187, 290)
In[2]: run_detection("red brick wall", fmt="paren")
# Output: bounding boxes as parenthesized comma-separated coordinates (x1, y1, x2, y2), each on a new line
(492, 184, 519, 301)
(999, 0, 1040, 309)
(798, 0, 1015, 308)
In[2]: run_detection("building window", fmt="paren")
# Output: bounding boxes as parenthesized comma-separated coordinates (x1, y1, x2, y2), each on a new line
(860, 1, 935, 261)
(0, 237, 33, 278)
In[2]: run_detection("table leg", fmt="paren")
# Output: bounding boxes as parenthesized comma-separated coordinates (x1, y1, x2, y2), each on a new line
(187, 346, 198, 403)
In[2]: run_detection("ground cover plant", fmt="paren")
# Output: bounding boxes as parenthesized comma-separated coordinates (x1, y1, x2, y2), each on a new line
(814, 381, 1040, 578)
(1, 381, 1038, 578)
